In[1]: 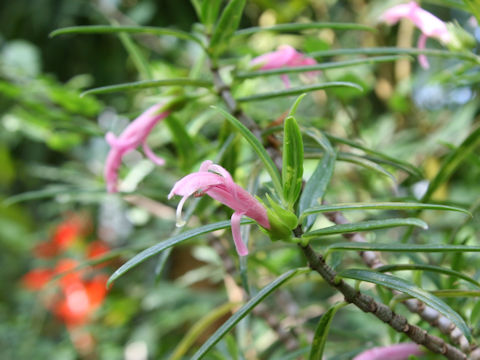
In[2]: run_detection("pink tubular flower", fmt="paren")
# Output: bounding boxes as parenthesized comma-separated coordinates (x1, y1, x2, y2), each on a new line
(251, 45, 318, 87)
(380, 1, 451, 69)
(104, 103, 170, 193)
(168, 160, 270, 256)
(353, 343, 423, 360)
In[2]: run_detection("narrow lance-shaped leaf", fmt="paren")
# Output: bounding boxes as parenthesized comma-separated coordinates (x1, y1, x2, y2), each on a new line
(235, 22, 375, 36)
(81, 79, 213, 97)
(337, 152, 396, 183)
(49, 25, 204, 46)
(298, 128, 336, 230)
(309, 302, 346, 360)
(212, 106, 283, 198)
(339, 269, 472, 340)
(209, 0, 246, 55)
(107, 219, 254, 287)
(303, 218, 428, 238)
(301, 202, 471, 219)
(236, 82, 362, 102)
(376, 264, 480, 288)
(327, 242, 480, 253)
(283, 116, 304, 209)
(191, 268, 310, 360)
(201, 0, 223, 29)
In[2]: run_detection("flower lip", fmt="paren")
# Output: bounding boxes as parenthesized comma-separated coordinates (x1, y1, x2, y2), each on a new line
(169, 161, 270, 256)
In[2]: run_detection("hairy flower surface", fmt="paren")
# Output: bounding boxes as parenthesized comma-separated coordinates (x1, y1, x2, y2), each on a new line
(168, 160, 270, 256)
(251, 45, 318, 87)
(104, 103, 170, 193)
(380, 1, 451, 68)
(353, 343, 423, 360)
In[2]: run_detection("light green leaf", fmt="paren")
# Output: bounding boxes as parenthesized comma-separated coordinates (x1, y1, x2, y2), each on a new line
(303, 218, 428, 238)
(337, 152, 396, 183)
(376, 264, 480, 288)
(212, 106, 283, 198)
(236, 56, 409, 79)
(209, 0, 246, 55)
(309, 302, 346, 360)
(81, 79, 213, 96)
(50, 25, 204, 46)
(107, 219, 254, 287)
(201, 0, 223, 28)
(191, 268, 310, 360)
(282, 116, 304, 208)
(3, 186, 104, 206)
(327, 242, 480, 253)
(339, 269, 471, 340)
(236, 82, 362, 102)
(301, 202, 471, 219)
(235, 22, 375, 36)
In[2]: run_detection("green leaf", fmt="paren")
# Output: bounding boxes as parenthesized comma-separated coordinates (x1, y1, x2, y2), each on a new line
(201, 0, 223, 28)
(422, 126, 480, 202)
(107, 219, 254, 287)
(336, 152, 396, 183)
(376, 264, 480, 288)
(191, 268, 310, 360)
(209, 0, 246, 55)
(325, 133, 422, 178)
(308, 47, 480, 63)
(81, 79, 213, 96)
(212, 106, 283, 198)
(339, 269, 472, 340)
(49, 25, 204, 46)
(303, 218, 428, 238)
(236, 82, 362, 102)
(327, 242, 480, 253)
(282, 116, 304, 208)
(301, 202, 471, 219)
(298, 129, 336, 229)
(309, 302, 346, 360)
(164, 115, 197, 170)
(3, 186, 104, 206)
(235, 22, 376, 36)
(236, 56, 409, 79)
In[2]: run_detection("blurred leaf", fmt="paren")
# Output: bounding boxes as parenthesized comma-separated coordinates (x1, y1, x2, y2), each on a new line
(235, 22, 375, 36)
(191, 268, 310, 360)
(3, 186, 103, 206)
(339, 269, 471, 340)
(209, 0, 246, 55)
(236, 82, 362, 102)
(236, 56, 410, 79)
(309, 302, 346, 360)
(201, 0, 223, 28)
(81, 79, 213, 96)
(213, 106, 283, 197)
(327, 242, 480, 253)
(303, 218, 428, 238)
(50, 25, 204, 46)
(422, 126, 480, 202)
(282, 116, 304, 208)
(301, 202, 470, 219)
(164, 116, 196, 170)
(107, 219, 254, 287)
(336, 152, 396, 182)
(376, 264, 480, 288)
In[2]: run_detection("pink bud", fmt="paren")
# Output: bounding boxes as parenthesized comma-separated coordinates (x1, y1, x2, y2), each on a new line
(353, 343, 423, 360)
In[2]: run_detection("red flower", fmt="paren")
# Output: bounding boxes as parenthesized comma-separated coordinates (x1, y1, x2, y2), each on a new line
(22, 268, 53, 290)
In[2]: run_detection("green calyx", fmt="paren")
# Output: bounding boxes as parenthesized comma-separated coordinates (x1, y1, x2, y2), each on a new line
(263, 194, 298, 242)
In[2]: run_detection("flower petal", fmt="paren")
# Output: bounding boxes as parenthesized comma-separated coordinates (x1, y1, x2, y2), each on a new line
(142, 141, 165, 166)
(231, 211, 248, 256)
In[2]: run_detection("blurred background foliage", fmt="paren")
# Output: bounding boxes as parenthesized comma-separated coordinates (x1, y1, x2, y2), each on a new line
(1, 0, 479, 359)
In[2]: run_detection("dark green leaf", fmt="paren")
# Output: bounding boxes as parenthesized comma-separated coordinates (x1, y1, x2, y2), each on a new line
(282, 116, 304, 208)
(309, 302, 346, 360)
(50, 25, 204, 46)
(236, 82, 362, 102)
(303, 218, 428, 238)
(339, 269, 471, 340)
(212, 106, 283, 197)
(81, 79, 213, 96)
(235, 22, 375, 36)
(209, 0, 246, 55)
(376, 264, 480, 288)
(107, 219, 254, 287)
(191, 268, 310, 360)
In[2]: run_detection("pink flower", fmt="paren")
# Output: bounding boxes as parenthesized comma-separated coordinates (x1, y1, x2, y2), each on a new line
(380, 1, 451, 69)
(168, 160, 270, 256)
(353, 343, 423, 360)
(104, 103, 170, 193)
(251, 45, 318, 87)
